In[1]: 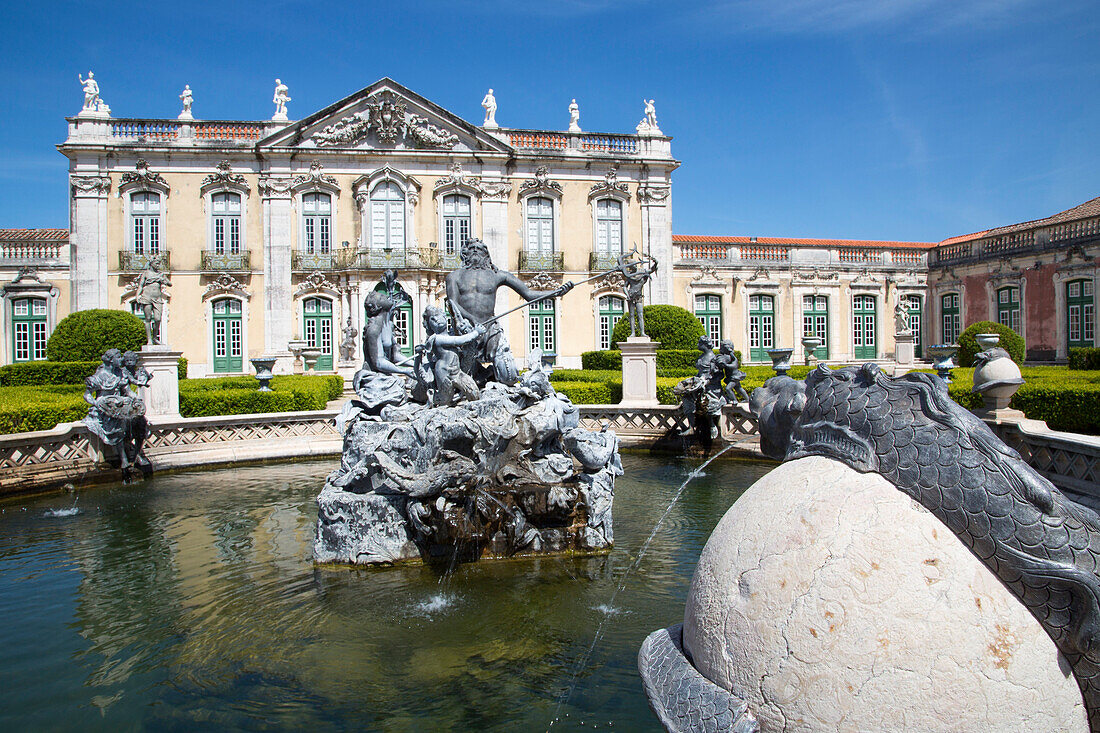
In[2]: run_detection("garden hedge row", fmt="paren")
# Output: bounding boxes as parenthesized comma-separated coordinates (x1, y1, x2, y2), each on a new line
(0, 357, 190, 386)
(609, 305, 704, 350)
(1069, 347, 1100, 370)
(581, 349, 742, 372)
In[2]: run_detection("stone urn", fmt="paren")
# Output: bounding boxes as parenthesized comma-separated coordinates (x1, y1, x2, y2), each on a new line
(250, 356, 277, 392)
(800, 336, 822, 365)
(927, 343, 958, 384)
(301, 347, 322, 373)
(976, 332, 1001, 350)
(288, 339, 308, 374)
(766, 347, 794, 377)
(972, 340, 1025, 416)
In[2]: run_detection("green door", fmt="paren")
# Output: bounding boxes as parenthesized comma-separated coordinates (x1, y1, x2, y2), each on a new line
(748, 294, 774, 362)
(304, 297, 334, 371)
(1067, 279, 1095, 350)
(997, 286, 1021, 334)
(852, 294, 876, 360)
(212, 298, 243, 373)
(802, 295, 829, 359)
(11, 296, 48, 362)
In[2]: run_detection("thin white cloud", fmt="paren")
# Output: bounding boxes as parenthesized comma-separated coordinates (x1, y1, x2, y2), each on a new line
(702, 0, 1042, 34)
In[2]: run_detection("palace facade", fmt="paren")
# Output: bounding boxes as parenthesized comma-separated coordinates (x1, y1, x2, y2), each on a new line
(48, 77, 677, 375)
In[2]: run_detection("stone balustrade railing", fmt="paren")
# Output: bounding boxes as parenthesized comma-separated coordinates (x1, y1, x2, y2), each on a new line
(110, 120, 181, 140)
(932, 215, 1100, 267)
(105, 119, 266, 143)
(504, 129, 639, 154)
(838, 247, 882, 263)
(192, 121, 265, 141)
(675, 243, 925, 268)
(0, 240, 66, 264)
(987, 417, 1100, 504)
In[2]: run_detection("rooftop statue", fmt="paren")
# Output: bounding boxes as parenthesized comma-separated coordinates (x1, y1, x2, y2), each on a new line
(481, 88, 498, 128)
(134, 260, 170, 345)
(79, 71, 99, 111)
(84, 348, 151, 482)
(445, 238, 572, 386)
(178, 85, 193, 119)
(272, 78, 291, 119)
(568, 98, 581, 133)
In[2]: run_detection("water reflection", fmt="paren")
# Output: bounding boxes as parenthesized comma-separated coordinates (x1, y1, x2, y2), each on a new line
(0, 453, 772, 731)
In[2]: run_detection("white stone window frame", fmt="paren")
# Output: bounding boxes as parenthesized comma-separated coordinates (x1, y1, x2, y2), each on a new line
(792, 283, 841, 362)
(294, 280, 344, 356)
(119, 176, 170, 256)
(1052, 265, 1098, 360)
(353, 167, 421, 253)
(985, 276, 1025, 337)
(201, 174, 251, 259)
(590, 280, 628, 351)
(520, 186, 563, 259)
(201, 281, 252, 377)
(2, 281, 59, 365)
(434, 177, 481, 257)
(744, 286, 781, 364)
(292, 175, 341, 255)
(589, 189, 631, 262)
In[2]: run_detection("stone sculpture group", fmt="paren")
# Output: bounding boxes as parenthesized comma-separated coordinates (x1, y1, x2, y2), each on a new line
(84, 348, 153, 482)
(314, 238, 642, 566)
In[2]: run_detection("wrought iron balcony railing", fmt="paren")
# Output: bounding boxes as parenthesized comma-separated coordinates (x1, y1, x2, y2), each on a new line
(589, 251, 622, 271)
(119, 250, 170, 271)
(292, 249, 339, 271)
(419, 246, 461, 270)
(354, 248, 408, 269)
(201, 249, 251, 271)
(519, 250, 565, 271)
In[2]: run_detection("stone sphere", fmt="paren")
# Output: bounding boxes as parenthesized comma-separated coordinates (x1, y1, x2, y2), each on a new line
(682, 456, 1087, 732)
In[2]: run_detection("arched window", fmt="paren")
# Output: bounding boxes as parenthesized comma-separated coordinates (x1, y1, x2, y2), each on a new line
(211, 298, 243, 373)
(526, 197, 554, 253)
(997, 286, 1021, 333)
(441, 194, 471, 258)
(369, 181, 405, 250)
(211, 192, 242, 255)
(1067, 279, 1095, 350)
(941, 293, 960, 344)
(748, 294, 774, 362)
(302, 192, 332, 255)
(695, 294, 722, 344)
(130, 191, 161, 254)
(852, 294, 876, 360)
(303, 297, 334, 371)
(595, 199, 623, 258)
(11, 296, 48, 362)
(598, 295, 624, 350)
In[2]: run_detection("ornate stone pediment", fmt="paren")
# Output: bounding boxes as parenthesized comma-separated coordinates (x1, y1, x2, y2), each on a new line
(292, 161, 339, 193)
(201, 160, 250, 194)
(203, 273, 251, 300)
(691, 265, 725, 287)
(433, 162, 480, 195)
(117, 159, 168, 196)
(295, 271, 342, 296)
(524, 271, 562, 291)
(307, 90, 459, 149)
(589, 166, 630, 201)
(520, 166, 562, 198)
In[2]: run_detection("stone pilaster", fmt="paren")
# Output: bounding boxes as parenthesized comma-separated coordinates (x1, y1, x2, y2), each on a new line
(69, 173, 111, 310)
(639, 184, 673, 306)
(480, 179, 512, 316)
(260, 176, 294, 372)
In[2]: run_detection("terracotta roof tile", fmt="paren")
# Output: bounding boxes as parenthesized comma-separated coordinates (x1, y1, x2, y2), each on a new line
(673, 234, 935, 250)
(935, 195, 1100, 246)
(0, 228, 69, 242)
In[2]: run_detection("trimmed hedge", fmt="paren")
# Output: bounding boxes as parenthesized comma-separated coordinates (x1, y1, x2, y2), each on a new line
(0, 361, 100, 386)
(178, 357, 188, 379)
(1070, 347, 1100, 370)
(581, 350, 621, 370)
(610, 305, 704, 350)
(178, 374, 343, 417)
(582, 348, 744, 373)
(553, 380, 622, 404)
(0, 384, 88, 434)
(957, 321, 1025, 367)
(46, 309, 147, 362)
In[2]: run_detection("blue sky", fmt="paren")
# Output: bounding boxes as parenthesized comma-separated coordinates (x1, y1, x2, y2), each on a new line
(2, 0, 1098, 242)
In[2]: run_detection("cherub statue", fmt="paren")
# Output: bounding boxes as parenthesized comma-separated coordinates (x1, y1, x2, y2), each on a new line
(716, 340, 749, 403)
(84, 349, 149, 481)
(417, 304, 486, 406)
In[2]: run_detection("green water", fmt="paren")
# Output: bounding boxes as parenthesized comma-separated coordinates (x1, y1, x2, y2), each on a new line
(0, 453, 772, 732)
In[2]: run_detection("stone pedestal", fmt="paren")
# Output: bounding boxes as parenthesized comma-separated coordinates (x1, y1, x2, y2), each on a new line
(895, 333, 915, 366)
(140, 345, 182, 419)
(620, 336, 658, 407)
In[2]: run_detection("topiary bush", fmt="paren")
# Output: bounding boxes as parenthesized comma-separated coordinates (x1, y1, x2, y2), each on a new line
(609, 305, 704, 350)
(956, 321, 1025, 367)
(1069, 347, 1100, 370)
(46, 309, 147, 362)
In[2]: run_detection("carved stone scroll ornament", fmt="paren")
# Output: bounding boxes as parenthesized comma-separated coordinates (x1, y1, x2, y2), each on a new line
(119, 159, 167, 191)
(295, 271, 342, 296)
(71, 175, 112, 196)
(749, 364, 1100, 727)
(523, 272, 562, 291)
(637, 185, 670, 204)
(258, 176, 293, 198)
(292, 161, 338, 189)
(311, 91, 458, 149)
(590, 165, 630, 200)
(201, 160, 249, 193)
(433, 162, 479, 195)
(203, 274, 250, 300)
(519, 166, 562, 196)
(477, 178, 513, 201)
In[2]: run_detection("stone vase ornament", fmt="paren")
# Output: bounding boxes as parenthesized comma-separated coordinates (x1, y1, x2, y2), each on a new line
(287, 339, 307, 374)
(972, 339, 1025, 417)
(639, 364, 1099, 732)
(251, 357, 277, 392)
(800, 336, 822, 365)
(300, 347, 321, 372)
(766, 347, 793, 377)
(976, 332, 1001, 350)
(927, 343, 958, 384)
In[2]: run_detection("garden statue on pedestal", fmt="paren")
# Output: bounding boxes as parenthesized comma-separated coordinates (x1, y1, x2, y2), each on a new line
(338, 317, 358, 363)
(84, 349, 151, 482)
(134, 261, 170, 346)
(618, 247, 658, 337)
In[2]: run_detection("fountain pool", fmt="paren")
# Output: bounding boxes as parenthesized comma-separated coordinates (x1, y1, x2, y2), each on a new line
(0, 453, 771, 731)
